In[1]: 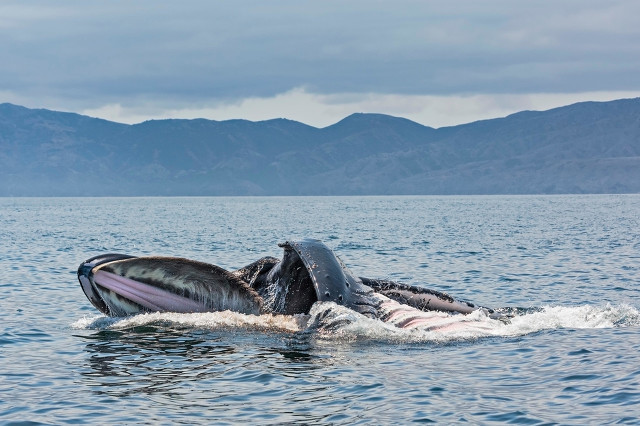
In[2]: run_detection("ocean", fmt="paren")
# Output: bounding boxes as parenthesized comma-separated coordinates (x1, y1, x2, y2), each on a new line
(1, 195, 639, 424)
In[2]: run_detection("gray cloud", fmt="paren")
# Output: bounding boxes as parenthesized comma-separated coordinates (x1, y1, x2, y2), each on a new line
(1, 0, 639, 112)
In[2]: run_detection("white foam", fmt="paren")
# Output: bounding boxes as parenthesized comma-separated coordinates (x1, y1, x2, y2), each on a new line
(71, 310, 308, 333)
(305, 303, 640, 343)
(71, 303, 640, 343)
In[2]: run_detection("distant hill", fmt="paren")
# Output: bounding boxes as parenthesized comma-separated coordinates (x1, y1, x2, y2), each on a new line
(1, 98, 639, 196)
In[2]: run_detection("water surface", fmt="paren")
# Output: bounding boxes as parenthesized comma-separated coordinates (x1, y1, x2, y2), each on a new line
(1, 195, 640, 423)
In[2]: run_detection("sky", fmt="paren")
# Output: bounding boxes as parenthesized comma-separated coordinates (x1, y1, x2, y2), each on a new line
(2, 0, 640, 128)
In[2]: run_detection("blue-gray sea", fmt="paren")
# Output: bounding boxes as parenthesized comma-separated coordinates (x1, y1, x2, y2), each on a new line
(1, 195, 640, 424)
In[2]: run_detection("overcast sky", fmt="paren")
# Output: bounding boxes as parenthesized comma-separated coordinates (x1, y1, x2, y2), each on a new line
(2, 0, 639, 127)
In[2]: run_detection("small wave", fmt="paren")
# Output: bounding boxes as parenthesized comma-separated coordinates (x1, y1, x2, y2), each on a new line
(71, 303, 640, 343)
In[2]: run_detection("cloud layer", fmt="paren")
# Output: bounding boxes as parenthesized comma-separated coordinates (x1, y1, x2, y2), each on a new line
(2, 0, 639, 126)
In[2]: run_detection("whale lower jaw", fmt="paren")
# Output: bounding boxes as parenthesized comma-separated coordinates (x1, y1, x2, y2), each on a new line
(78, 255, 264, 317)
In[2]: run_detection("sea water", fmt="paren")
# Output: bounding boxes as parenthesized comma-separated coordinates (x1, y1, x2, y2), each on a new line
(1, 195, 639, 424)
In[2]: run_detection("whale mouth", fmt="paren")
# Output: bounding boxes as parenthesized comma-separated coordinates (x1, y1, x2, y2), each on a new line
(79, 254, 209, 316)
(78, 254, 264, 317)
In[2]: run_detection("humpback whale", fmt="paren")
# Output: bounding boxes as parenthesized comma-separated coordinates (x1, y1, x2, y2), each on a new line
(78, 239, 497, 329)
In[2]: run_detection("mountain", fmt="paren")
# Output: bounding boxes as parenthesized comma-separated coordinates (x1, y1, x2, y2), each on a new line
(1, 98, 639, 196)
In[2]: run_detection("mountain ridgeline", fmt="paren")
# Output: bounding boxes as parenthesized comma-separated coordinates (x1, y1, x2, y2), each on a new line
(1, 98, 639, 196)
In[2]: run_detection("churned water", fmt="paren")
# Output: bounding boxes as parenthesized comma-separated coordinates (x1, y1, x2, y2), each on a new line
(1, 195, 640, 424)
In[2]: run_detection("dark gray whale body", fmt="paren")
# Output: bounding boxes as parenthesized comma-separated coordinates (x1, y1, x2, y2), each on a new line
(78, 239, 496, 328)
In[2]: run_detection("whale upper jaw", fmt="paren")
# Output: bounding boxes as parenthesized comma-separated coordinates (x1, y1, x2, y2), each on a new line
(279, 240, 380, 318)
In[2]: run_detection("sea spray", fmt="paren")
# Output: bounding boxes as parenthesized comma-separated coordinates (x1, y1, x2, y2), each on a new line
(72, 303, 640, 343)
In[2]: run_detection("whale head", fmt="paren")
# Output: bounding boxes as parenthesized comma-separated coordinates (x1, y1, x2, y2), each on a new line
(77, 239, 380, 318)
